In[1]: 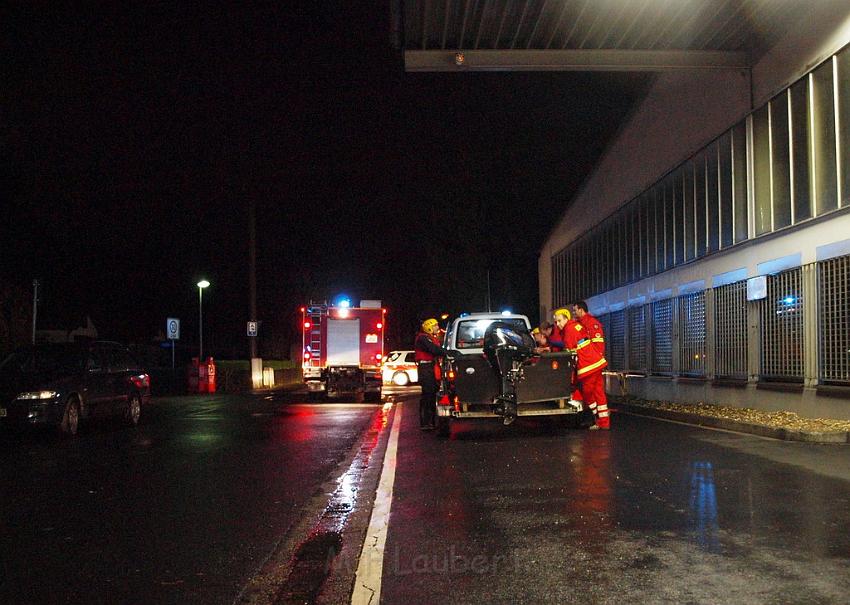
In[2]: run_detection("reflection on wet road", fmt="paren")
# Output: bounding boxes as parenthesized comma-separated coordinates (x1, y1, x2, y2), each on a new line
(381, 400, 850, 604)
(0, 395, 379, 605)
(3, 392, 850, 605)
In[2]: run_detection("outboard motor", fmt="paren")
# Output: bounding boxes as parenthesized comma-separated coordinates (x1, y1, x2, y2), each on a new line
(483, 322, 536, 424)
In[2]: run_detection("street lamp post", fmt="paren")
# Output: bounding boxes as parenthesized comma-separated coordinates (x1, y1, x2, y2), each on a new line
(197, 280, 210, 359)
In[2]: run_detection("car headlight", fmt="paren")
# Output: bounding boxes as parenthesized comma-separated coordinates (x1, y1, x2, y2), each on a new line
(17, 391, 59, 400)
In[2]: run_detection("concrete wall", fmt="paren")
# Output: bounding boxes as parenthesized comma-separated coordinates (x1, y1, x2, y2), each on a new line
(539, 69, 751, 316)
(606, 374, 850, 423)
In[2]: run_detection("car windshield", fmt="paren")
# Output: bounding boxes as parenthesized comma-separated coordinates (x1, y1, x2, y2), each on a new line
(454, 318, 529, 349)
(384, 352, 403, 363)
(0, 345, 86, 375)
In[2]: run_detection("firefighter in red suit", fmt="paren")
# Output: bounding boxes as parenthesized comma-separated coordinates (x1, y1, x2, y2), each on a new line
(574, 300, 605, 357)
(545, 318, 585, 408)
(414, 318, 451, 430)
(552, 307, 610, 430)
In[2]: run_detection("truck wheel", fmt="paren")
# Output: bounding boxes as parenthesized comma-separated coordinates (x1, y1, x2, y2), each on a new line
(436, 416, 450, 437)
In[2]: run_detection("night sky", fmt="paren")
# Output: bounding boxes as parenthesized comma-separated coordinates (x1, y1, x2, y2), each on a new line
(3, 4, 648, 357)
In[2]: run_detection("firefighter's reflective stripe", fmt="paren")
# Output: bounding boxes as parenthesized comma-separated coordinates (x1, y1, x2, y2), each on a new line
(576, 338, 594, 350)
(591, 337, 605, 345)
(597, 403, 609, 418)
(577, 357, 607, 376)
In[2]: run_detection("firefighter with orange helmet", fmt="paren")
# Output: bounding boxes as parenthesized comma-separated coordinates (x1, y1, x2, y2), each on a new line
(414, 317, 451, 430)
(552, 307, 610, 430)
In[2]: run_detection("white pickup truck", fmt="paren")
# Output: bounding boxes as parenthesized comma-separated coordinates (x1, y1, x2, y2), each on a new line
(434, 312, 585, 436)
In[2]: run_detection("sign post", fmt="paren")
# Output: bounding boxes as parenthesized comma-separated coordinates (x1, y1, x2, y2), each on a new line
(167, 318, 180, 369)
(247, 321, 261, 388)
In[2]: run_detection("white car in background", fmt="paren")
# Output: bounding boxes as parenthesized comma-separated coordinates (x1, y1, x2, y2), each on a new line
(381, 350, 418, 386)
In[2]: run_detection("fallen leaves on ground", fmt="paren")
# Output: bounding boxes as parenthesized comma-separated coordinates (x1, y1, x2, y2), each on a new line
(617, 397, 850, 433)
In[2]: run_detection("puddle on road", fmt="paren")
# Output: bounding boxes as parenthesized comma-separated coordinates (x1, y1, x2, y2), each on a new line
(271, 401, 392, 604)
(275, 531, 343, 604)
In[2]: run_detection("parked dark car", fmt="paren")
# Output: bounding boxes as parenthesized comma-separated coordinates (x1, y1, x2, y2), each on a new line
(0, 341, 151, 435)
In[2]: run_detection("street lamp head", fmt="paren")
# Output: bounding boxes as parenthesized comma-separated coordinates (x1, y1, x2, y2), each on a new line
(197, 280, 210, 289)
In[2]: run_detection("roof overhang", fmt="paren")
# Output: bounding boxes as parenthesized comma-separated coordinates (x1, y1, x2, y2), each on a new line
(405, 49, 751, 72)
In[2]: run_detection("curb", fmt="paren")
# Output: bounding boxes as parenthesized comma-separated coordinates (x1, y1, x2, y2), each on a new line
(249, 384, 304, 396)
(615, 402, 850, 444)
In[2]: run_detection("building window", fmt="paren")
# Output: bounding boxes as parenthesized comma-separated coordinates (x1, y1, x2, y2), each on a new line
(627, 305, 647, 373)
(811, 60, 838, 215)
(752, 104, 772, 235)
(719, 131, 734, 248)
(655, 187, 666, 273)
(771, 92, 792, 229)
(707, 141, 720, 253)
(732, 120, 749, 244)
(651, 299, 673, 375)
(760, 269, 804, 381)
(694, 152, 707, 258)
(714, 281, 748, 379)
(790, 77, 813, 222)
(837, 45, 850, 207)
(607, 310, 626, 371)
(678, 292, 706, 377)
(818, 255, 850, 384)
(684, 163, 696, 261)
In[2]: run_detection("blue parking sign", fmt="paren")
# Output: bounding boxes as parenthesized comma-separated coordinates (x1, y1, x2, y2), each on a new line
(167, 318, 180, 340)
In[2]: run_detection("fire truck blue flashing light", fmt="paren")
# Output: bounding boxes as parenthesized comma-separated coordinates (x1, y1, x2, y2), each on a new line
(782, 296, 797, 305)
(337, 297, 351, 308)
(501, 309, 512, 316)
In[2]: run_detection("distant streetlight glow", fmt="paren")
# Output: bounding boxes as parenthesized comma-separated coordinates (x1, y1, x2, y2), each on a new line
(198, 280, 210, 359)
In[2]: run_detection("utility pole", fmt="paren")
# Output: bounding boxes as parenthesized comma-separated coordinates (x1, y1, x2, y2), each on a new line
(249, 196, 257, 360)
(249, 196, 262, 388)
(31, 279, 39, 344)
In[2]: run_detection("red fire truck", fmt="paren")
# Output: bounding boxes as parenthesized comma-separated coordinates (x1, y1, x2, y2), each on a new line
(300, 299, 385, 401)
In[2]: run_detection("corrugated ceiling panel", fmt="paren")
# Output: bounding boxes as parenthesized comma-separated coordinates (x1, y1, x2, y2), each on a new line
(404, 0, 807, 62)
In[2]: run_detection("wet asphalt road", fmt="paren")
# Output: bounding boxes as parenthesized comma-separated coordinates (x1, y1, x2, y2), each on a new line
(381, 401, 850, 605)
(0, 394, 379, 605)
(3, 393, 850, 605)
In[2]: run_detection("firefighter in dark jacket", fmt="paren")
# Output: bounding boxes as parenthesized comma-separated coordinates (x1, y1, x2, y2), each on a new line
(414, 318, 451, 430)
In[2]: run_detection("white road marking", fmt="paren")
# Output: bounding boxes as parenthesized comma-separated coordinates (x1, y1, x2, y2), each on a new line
(350, 402, 403, 605)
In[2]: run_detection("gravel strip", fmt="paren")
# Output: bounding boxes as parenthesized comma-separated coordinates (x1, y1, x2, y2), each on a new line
(613, 396, 850, 442)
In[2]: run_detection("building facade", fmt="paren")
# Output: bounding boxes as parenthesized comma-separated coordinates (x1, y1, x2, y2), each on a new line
(539, 4, 850, 420)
